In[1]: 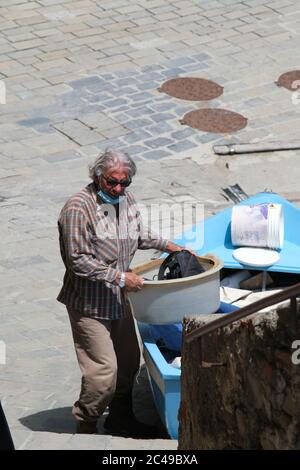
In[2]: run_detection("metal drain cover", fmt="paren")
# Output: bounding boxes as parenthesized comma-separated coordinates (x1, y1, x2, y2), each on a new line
(158, 77, 223, 101)
(276, 70, 300, 91)
(180, 108, 248, 133)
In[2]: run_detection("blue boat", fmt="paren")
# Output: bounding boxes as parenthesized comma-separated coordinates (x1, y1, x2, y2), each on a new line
(174, 191, 300, 274)
(138, 322, 181, 440)
(137, 192, 300, 439)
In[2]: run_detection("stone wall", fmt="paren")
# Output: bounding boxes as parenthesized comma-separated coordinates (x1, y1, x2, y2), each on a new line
(178, 301, 300, 449)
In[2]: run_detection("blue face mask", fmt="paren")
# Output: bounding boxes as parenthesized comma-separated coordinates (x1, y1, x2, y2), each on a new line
(98, 189, 123, 205)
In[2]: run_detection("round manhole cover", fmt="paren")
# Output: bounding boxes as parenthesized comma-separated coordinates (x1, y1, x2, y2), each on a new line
(180, 108, 248, 133)
(276, 70, 300, 91)
(158, 77, 223, 101)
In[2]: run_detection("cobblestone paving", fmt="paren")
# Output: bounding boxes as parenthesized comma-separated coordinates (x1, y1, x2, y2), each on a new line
(1, 0, 300, 450)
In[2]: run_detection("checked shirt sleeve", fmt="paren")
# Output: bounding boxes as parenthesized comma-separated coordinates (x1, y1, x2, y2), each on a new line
(59, 208, 118, 284)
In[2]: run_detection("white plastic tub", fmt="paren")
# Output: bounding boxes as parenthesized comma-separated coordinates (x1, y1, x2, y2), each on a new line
(128, 254, 223, 324)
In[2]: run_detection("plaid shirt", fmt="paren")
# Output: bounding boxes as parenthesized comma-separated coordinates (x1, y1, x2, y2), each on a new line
(57, 182, 168, 319)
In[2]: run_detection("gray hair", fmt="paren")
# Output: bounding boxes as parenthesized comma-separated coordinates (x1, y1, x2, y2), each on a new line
(89, 148, 137, 183)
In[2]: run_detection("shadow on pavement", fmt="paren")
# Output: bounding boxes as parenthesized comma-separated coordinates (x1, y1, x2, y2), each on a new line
(20, 407, 76, 434)
(18, 364, 170, 438)
(19, 406, 170, 439)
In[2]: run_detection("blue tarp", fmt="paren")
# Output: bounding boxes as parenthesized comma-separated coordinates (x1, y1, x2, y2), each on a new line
(148, 301, 240, 353)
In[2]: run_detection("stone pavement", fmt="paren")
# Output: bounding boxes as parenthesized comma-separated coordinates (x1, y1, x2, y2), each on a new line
(1, 0, 300, 450)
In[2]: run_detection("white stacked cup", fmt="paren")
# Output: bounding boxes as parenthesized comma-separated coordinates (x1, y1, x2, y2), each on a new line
(231, 203, 284, 249)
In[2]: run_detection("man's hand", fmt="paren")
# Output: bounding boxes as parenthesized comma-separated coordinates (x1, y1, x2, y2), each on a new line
(165, 241, 183, 253)
(165, 241, 197, 256)
(124, 272, 144, 292)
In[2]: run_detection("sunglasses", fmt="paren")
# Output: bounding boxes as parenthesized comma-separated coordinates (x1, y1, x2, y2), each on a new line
(102, 175, 132, 188)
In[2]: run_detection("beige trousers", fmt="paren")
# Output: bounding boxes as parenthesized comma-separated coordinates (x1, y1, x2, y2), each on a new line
(67, 305, 140, 424)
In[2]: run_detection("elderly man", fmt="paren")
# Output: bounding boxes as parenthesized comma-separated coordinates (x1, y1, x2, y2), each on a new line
(57, 149, 184, 437)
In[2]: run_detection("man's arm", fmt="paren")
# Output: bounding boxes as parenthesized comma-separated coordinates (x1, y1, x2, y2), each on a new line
(59, 208, 118, 284)
(133, 198, 193, 254)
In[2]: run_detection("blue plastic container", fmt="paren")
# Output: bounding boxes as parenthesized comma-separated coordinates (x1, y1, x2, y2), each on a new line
(138, 302, 239, 439)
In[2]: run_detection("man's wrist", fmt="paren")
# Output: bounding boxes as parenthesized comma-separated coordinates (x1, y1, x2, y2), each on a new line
(119, 272, 126, 288)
